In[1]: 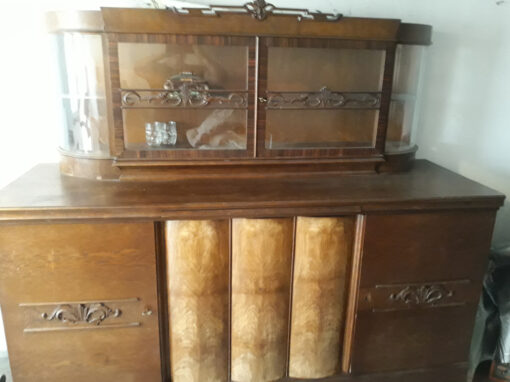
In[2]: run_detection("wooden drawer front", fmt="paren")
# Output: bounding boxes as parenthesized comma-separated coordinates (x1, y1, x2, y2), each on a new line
(352, 304, 478, 373)
(0, 223, 161, 382)
(361, 211, 496, 287)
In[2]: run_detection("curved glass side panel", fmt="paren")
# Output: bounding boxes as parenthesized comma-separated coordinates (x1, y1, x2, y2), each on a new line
(386, 45, 426, 153)
(53, 32, 110, 157)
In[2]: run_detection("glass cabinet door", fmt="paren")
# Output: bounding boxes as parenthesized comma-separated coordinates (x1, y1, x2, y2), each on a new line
(258, 38, 391, 158)
(110, 35, 255, 159)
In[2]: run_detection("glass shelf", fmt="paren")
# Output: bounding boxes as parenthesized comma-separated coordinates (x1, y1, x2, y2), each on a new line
(123, 108, 248, 151)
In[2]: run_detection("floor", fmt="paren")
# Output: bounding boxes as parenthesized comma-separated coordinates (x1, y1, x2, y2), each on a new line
(0, 356, 11, 382)
(0, 357, 493, 382)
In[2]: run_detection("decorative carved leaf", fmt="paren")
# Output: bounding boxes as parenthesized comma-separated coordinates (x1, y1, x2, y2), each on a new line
(42, 303, 121, 326)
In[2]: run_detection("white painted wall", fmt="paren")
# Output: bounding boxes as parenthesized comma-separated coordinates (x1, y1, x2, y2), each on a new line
(0, 0, 509, 355)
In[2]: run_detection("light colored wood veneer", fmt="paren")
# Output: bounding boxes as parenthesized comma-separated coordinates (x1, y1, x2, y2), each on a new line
(166, 220, 230, 382)
(231, 218, 293, 382)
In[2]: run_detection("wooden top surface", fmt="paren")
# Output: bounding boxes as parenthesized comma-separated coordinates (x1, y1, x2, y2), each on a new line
(0, 160, 504, 222)
(45, 9, 432, 45)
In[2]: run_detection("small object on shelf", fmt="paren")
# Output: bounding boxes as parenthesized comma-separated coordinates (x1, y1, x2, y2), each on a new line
(491, 362, 510, 381)
(186, 109, 246, 150)
(145, 121, 177, 147)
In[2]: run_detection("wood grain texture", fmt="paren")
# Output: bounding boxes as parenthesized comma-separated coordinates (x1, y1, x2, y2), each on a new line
(101, 8, 401, 42)
(0, 161, 504, 222)
(0, 223, 161, 382)
(342, 215, 366, 373)
(351, 305, 479, 373)
(231, 218, 293, 382)
(350, 210, 497, 374)
(165, 220, 229, 382)
(284, 363, 474, 382)
(289, 217, 354, 378)
(361, 211, 497, 286)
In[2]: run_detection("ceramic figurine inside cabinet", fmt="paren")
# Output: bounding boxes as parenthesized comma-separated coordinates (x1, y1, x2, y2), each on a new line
(0, 3, 504, 382)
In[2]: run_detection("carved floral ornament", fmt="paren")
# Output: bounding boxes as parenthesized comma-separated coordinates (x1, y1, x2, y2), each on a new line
(389, 284, 454, 306)
(41, 303, 121, 326)
(121, 72, 247, 109)
(167, 0, 342, 22)
(121, 73, 380, 110)
(265, 87, 381, 109)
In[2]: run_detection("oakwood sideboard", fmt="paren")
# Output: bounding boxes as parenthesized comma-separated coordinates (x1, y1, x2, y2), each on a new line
(0, 4, 505, 382)
(0, 161, 504, 381)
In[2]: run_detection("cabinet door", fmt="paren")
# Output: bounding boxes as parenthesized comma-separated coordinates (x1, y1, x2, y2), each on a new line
(257, 37, 394, 158)
(0, 223, 161, 382)
(350, 211, 497, 373)
(109, 34, 256, 160)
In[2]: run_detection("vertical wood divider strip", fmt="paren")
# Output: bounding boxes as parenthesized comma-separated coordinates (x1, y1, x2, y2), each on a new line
(285, 216, 298, 377)
(256, 38, 268, 157)
(341, 214, 366, 373)
(374, 43, 397, 153)
(101, 33, 116, 158)
(228, 218, 233, 382)
(105, 33, 125, 157)
(154, 221, 171, 382)
(247, 36, 257, 159)
(253, 36, 260, 158)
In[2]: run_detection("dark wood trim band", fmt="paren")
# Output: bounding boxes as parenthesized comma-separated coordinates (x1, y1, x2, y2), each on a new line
(342, 214, 366, 373)
(101, 8, 401, 42)
(154, 222, 171, 381)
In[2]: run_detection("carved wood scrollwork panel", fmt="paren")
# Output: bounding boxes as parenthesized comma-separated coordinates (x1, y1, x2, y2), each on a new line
(120, 72, 248, 109)
(168, 0, 343, 22)
(358, 280, 480, 312)
(121, 90, 248, 109)
(41, 303, 121, 325)
(20, 298, 143, 332)
(265, 88, 381, 110)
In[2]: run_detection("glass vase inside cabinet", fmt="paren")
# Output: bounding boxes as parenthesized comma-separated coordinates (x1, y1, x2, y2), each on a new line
(111, 35, 256, 159)
(258, 38, 392, 158)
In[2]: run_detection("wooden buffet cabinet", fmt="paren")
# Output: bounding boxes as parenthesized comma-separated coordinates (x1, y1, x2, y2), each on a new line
(0, 3, 505, 382)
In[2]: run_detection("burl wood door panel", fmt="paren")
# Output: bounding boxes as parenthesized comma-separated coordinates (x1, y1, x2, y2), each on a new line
(350, 210, 497, 374)
(231, 218, 293, 382)
(165, 220, 230, 382)
(0, 223, 161, 382)
(289, 217, 354, 379)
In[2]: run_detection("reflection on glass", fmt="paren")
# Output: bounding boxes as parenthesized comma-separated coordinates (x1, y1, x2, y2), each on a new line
(265, 46, 384, 151)
(123, 109, 247, 151)
(386, 45, 426, 153)
(53, 33, 109, 157)
(265, 110, 378, 149)
(118, 42, 248, 90)
(268, 47, 385, 92)
(118, 41, 249, 152)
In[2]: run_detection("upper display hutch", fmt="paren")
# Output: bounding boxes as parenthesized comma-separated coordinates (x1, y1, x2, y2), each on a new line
(46, 2, 432, 179)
